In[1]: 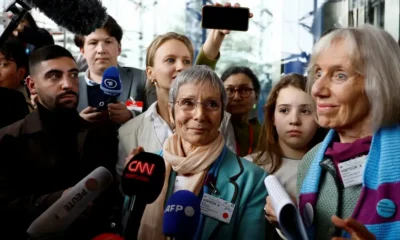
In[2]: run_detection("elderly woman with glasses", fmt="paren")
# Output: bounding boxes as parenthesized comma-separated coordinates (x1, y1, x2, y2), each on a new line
(293, 24, 400, 239)
(126, 65, 267, 240)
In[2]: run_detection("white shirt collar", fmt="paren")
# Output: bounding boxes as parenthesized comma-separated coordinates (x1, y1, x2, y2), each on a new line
(145, 101, 159, 119)
(84, 65, 122, 86)
(84, 69, 99, 86)
(145, 101, 174, 145)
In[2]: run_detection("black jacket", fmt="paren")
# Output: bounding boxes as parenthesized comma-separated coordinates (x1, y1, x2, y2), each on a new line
(0, 105, 122, 239)
(0, 87, 29, 129)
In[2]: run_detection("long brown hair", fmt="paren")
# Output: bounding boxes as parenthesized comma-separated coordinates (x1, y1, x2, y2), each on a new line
(254, 73, 326, 173)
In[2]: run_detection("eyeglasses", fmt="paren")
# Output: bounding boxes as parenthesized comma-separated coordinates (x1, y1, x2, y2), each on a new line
(175, 98, 221, 111)
(225, 87, 254, 98)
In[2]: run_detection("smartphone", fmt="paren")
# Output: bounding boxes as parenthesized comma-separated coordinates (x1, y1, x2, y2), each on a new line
(201, 6, 249, 31)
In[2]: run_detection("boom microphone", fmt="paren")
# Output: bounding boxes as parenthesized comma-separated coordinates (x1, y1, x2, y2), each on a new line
(26, 0, 108, 35)
(121, 152, 166, 240)
(27, 167, 113, 238)
(163, 190, 201, 240)
(98, 66, 123, 111)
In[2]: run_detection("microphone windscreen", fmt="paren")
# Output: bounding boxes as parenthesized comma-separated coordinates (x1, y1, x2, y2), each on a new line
(120, 152, 165, 203)
(100, 66, 123, 97)
(28, 0, 108, 35)
(27, 167, 113, 238)
(92, 233, 124, 240)
(162, 190, 201, 239)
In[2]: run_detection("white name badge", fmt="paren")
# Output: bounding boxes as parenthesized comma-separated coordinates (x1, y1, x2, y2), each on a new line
(338, 155, 367, 188)
(200, 193, 235, 224)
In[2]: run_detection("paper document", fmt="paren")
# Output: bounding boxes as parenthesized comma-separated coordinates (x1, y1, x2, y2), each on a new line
(264, 175, 308, 240)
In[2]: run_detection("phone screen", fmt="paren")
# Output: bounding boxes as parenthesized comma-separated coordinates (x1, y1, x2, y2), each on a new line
(201, 6, 249, 31)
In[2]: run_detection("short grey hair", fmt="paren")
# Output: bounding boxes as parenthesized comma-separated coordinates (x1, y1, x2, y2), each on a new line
(169, 65, 227, 115)
(306, 24, 400, 132)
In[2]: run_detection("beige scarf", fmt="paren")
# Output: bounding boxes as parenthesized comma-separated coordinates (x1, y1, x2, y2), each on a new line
(137, 133, 225, 240)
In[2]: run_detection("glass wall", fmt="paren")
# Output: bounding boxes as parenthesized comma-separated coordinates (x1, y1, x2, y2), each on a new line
(1, 0, 398, 122)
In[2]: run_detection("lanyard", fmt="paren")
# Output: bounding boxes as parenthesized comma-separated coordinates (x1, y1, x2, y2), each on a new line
(194, 146, 227, 240)
(235, 124, 254, 155)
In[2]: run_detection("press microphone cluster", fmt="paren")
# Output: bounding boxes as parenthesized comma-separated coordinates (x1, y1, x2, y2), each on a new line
(97, 66, 123, 111)
(163, 190, 201, 240)
(121, 152, 166, 240)
(27, 167, 113, 239)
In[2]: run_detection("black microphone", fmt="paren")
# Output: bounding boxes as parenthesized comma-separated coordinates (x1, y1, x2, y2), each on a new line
(0, 0, 31, 48)
(0, 0, 107, 48)
(120, 152, 166, 240)
(26, 0, 108, 35)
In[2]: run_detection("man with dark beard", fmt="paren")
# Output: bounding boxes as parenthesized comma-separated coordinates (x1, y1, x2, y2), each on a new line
(0, 45, 121, 239)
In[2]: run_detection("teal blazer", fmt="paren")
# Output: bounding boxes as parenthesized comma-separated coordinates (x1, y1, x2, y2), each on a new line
(166, 148, 268, 240)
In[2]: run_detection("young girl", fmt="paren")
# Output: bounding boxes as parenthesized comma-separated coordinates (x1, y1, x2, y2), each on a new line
(248, 73, 324, 195)
(247, 73, 325, 239)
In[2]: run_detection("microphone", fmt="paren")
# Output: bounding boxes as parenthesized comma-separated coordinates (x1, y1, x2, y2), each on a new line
(120, 152, 166, 240)
(92, 233, 124, 240)
(98, 66, 123, 111)
(0, 0, 107, 48)
(163, 190, 201, 240)
(27, 167, 113, 239)
(27, 0, 107, 35)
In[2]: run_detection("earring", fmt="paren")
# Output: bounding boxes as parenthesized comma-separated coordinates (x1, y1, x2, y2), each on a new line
(151, 79, 158, 86)
(253, 103, 257, 109)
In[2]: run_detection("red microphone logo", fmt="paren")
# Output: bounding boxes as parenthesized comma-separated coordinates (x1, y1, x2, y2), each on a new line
(124, 160, 155, 182)
(128, 160, 155, 175)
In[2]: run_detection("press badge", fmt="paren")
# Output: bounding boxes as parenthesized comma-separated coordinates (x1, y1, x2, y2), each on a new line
(200, 193, 235, 224)
(338, 155, 367, 188)
(126, 98, 143, 113)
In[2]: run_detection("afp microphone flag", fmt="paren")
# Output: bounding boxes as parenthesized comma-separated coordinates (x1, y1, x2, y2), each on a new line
(163, 190, 201, 239)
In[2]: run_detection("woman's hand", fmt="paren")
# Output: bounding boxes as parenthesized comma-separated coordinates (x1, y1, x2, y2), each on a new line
(331, 216, 376, 240)
(264, 192, 297, 222)
(202, 2, 253, 60)
(213, 2, 253, 35)
(125, 146, 145, 166)
(264, 196, 278, 224)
